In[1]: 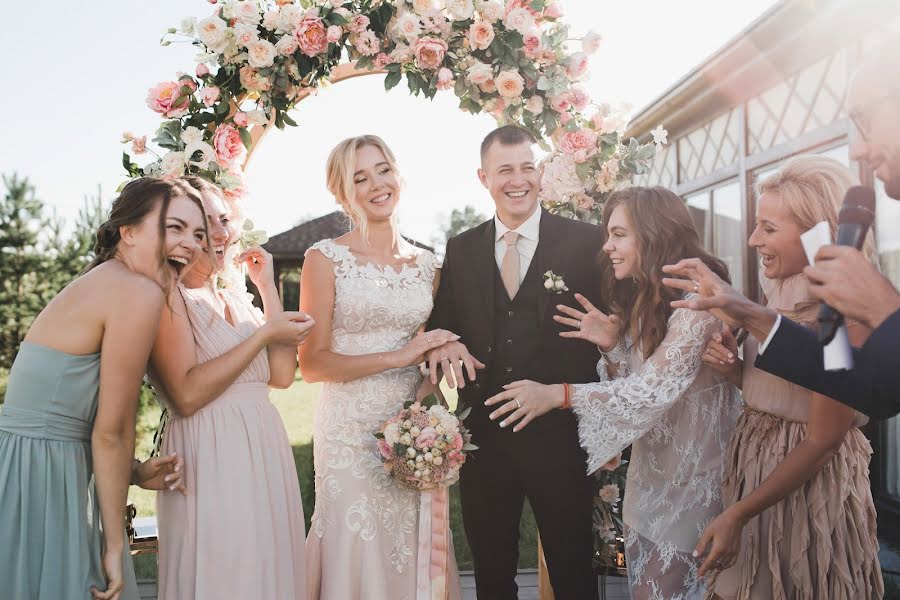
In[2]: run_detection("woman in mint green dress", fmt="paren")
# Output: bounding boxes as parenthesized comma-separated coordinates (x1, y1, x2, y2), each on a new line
(0, 178, 206, 600)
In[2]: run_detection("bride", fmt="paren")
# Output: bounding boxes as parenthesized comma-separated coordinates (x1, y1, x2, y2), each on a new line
(299, 135, 462, 600)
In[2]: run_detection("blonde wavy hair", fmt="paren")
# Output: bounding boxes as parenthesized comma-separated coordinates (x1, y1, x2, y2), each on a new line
(757, 154, 878, 264)
(325, 135, 402, 243)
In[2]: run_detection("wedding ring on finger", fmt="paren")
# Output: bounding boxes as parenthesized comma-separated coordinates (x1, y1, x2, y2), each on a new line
(693, 280, 700, 293)
(515, 399, 522, 409)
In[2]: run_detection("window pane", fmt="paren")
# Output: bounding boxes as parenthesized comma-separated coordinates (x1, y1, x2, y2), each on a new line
(686, 192, 712, 250)
(713, 181, 745, 294)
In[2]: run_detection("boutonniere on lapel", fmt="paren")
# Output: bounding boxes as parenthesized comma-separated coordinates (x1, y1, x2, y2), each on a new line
(542, 271, 568, 294)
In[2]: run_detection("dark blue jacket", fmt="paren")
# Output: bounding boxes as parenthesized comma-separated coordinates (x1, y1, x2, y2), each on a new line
(755, 309, 900, 420)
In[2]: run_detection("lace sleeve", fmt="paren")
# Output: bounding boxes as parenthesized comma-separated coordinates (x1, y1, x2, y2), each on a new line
(570, 307, 723, 473)
(596, 338, 631, 382)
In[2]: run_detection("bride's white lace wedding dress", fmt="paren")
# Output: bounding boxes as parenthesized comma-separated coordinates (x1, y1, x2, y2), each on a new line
(304, 239, 460, 600)
(570, 305, 741, 599)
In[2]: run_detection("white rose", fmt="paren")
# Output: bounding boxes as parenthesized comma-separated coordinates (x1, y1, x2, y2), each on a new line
(525, 95, 544, 115)
(415, 454, 424, 462)
(247, 109, 269, 126)
(410, 426, 421, 437)
(181, 17, 197, 35)
(424, 452, 434, 462)
(232, 0, 261, 25)
(277, 5, 303, 32)
(400, 433, 413, 445)
(544, 278, 554, 290)
(412, 0, 440, 14)
(197, 16, 227, 48)
(182, 126, 203, 146)
(406, 447, 417, 458)
(433, 456, 444, 466)
(414, 470, 422, 478)
(466, 61, 493, 85)
(447, 0, 475, 20)
(160, 151, 186, 177)
(186, 141, 216, 170)
(233, 23, 259, 48)
(554, 279, 565, 290)
(503, 8, 535, 34)
(247, 38, 276, 68)
(393, 12, 422, 41)
(384, 422, 401, 445)
(407, 459, 416, 468)
(274, 35, 298, 56)
(479, 0, 503, 23)
(262, 10, 280, 31)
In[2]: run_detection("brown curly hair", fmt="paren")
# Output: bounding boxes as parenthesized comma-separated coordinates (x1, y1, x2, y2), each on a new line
(601, 186, 731, 358)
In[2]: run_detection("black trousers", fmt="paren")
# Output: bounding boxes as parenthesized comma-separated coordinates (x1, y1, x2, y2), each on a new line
(459, 425, 598, 600)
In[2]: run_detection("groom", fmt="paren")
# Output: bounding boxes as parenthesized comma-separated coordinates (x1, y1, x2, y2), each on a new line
(428, 125, 604, 599)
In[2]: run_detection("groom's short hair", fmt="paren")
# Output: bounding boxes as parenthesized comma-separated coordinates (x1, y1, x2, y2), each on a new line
(480, 125, 537, 163)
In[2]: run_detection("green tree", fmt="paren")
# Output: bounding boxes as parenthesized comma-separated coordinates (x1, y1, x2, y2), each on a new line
(437, 205, 488, 245)
(0, 175, 51, 369)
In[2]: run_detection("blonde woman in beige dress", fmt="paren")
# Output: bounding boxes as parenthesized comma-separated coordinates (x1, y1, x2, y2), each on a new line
(149, 178, 315, 600)
(694, 155, 883, 599)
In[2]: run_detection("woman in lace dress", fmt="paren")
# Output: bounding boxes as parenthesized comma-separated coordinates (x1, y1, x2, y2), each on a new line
(149, 177, 314, 600)
(299, 135, 462, 600)
(693, 156, 883, 599)
(485, 187, 741, 599)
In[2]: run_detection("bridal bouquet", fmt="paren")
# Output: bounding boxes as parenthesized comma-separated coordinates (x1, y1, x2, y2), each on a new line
(375, 395, 475, 491)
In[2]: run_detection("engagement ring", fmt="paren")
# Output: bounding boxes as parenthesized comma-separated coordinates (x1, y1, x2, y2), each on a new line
(693, 281, 700, 293)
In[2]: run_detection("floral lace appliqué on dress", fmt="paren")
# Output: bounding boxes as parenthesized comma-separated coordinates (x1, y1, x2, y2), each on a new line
(305, 239, 446, 600)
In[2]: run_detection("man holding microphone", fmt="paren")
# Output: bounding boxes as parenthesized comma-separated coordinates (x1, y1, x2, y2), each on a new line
(663, 45, 900, 419)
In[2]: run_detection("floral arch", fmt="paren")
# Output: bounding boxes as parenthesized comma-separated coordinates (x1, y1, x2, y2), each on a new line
(122, 0, 658, 225)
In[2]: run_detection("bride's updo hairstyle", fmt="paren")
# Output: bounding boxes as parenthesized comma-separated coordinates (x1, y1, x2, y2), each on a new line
(325, 135, 403, 241)
(84, 177, 205, 292)
(602, 186, 730, 358)
(757, 154, 878, 266)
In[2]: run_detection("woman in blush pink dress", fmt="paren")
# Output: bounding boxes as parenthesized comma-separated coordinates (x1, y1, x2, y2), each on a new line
(149, 177, 315, 600)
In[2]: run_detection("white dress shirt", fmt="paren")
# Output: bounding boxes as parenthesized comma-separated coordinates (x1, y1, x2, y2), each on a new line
(756, 314, 782, 355)
(494, 207, 541, 285)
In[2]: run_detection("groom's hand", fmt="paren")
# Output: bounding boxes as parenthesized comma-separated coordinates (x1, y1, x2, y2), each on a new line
(425, 340, 485, 389)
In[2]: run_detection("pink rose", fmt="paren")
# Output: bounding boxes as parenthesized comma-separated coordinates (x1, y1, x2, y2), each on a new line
(201, 86, 220, 107)
(414, 36, 448, 71)
(239, 66, 272, 92)
(374, 52, 392, 69)
(352, 30, 380, 56)
(377, 439, 394, 460)
(504, 0, 541, 18)
(573, 149, 588, 163)
(145, 81, 191, 118)
(549, 93, 571, 113)
(233, 111, 249, 127)
(467, 21, 495, 51)
(565, 52, 590, 81)
(451, 433, 464, 451)
(436, 67, 454, 91)
(294, 16, 329, 57)
(348, 14, 370, 34)
(522, 32, 542, 58)
(195, 63, 210, 78)
(559, 129, 598, 155)
(326, 25, 342, 43)
(569, 88, 590, 112)
(131, 136, 147, 155)
(415, 427, 438, 449)
(544, 1, 564, 19)
(212, 123, 246, 165)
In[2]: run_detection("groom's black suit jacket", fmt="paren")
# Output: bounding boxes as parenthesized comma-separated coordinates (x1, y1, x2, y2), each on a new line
(429, 209, 605, 442)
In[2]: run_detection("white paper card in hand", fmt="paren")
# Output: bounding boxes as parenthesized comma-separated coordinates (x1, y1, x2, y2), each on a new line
(799, 221, 854, 371)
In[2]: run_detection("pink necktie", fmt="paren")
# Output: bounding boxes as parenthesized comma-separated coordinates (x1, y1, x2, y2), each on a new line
(501, 231, 521, 299)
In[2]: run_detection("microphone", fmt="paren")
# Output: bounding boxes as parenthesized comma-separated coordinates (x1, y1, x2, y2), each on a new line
(817, 185, 876, 344)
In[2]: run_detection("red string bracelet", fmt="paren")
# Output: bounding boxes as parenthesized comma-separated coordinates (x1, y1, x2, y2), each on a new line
(562, 383, 571, 410)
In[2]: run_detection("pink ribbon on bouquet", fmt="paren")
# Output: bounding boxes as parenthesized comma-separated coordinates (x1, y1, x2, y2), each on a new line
(415, 487, 450, 600)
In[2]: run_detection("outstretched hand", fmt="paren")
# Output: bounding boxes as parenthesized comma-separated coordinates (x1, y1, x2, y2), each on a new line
(484, 380, 564, 432)
(553, 293, 621, 351)
(662, 259, 750, 329)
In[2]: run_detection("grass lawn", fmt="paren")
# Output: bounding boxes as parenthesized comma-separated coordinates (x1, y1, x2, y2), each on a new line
(128, 379, 538, 575)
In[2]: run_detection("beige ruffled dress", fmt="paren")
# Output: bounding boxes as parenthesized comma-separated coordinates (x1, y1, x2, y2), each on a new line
(710, 274, 883, 599)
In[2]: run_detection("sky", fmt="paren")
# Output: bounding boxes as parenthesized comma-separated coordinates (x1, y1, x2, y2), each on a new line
(1, 0, 785, 248)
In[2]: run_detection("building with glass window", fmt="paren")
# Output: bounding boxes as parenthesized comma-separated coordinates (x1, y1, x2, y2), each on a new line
(625, 0, 900, 535)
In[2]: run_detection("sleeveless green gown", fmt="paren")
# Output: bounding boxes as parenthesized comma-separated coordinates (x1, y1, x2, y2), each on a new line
(0, 341, 138, 599)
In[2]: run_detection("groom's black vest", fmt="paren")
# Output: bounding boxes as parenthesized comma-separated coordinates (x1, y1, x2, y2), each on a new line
(484, 261, 543, 398)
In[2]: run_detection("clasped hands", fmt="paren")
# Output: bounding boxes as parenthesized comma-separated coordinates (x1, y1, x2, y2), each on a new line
(484, 294, 622, 433)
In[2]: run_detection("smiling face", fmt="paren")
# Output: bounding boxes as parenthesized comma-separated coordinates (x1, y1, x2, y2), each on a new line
(602, 204, 639, 280)
(478, 140, 542, 229)
(199, 190, 236, 272)
(348, 144, 401, 224)
(848, 58, 900, 200)
(158, 194, 207, 282)
(748, 191, 808, 280)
